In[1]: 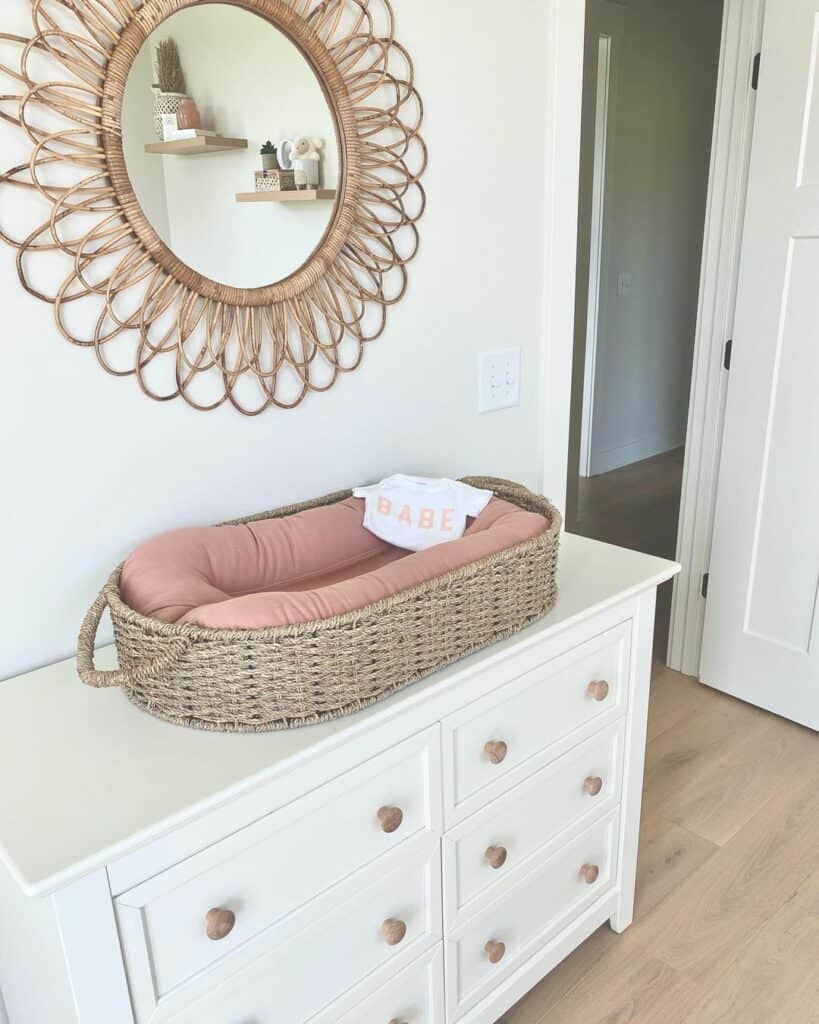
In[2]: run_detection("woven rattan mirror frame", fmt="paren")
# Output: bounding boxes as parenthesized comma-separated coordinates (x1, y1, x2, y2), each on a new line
(0, 0, 426, 414)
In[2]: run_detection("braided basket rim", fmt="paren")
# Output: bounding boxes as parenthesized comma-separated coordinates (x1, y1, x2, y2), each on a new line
(102, 476, 562, 641)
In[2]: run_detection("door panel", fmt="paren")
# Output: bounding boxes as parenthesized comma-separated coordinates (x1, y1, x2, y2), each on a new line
(701, 0, 819, 728)
(745, 239, 819, 654)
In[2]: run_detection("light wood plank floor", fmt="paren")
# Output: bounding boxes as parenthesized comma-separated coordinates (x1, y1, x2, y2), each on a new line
(500, 666, 819, 1023)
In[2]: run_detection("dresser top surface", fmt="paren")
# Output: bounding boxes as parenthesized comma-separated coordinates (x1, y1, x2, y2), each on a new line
(0, 534, 677, 896)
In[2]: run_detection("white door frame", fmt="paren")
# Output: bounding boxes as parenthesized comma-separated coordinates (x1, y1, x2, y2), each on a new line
(579, 32, 612, 478)
(667, 0, 765, 675)
(537, 0, 586, 518)
(579, 4, 625, 478)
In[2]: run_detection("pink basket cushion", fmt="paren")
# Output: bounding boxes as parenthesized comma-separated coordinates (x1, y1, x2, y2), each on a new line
(120, 496, 550, 630)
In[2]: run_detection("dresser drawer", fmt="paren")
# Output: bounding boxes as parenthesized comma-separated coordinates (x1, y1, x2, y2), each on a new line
(444, 722, 623, 921)
(169, 838, 442, 1024)
(310, 947, 445, 1024)
(443, 622, 629, 821)
(116, 728, 441, 1018)
(445, 813, 618, 1019)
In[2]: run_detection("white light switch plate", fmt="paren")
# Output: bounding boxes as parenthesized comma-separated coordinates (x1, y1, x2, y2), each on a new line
(478, 348, 521, 413)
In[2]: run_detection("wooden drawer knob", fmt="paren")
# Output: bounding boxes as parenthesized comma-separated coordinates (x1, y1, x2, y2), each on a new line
(583, 775, 603, 796)
(381, 918, 407, 946)
(485, 939, 506, 964)
(484, 739, 508, 764)
(485, 845, 508, 870)
(580, 863, 600, 885)
(377, 806, 404, 834)
(205, 907, 236, 941)
(586, 680, 610, 702)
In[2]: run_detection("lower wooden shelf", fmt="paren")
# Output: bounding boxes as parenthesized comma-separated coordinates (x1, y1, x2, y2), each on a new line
(145, 136, 248, 155)
(236, 189, 337, 203)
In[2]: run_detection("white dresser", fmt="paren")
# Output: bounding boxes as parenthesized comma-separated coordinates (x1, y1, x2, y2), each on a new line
(0, 534, 678, 1024)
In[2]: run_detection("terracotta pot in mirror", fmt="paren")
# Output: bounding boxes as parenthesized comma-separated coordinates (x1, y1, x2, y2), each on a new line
(176, 98, 201, 130)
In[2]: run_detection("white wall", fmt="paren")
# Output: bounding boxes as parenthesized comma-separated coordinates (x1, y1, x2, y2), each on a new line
(0, 0, 577, 680)
(581, 0, 723, 477)
(123, 5, 339, 288)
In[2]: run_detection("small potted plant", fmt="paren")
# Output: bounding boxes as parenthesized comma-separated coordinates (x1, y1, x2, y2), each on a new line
(260, 141, 280, 171)
(152, 38, 188, 139)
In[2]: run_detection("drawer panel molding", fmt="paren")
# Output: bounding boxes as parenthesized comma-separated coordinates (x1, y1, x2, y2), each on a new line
(310, 947, 445, 1024)
(445, 812, 619, 1020)
(116, 728, 441, 1019)
(168, 839, 442, 1024)
(444, 722, 624, 923)
(442, 622, 631, 823)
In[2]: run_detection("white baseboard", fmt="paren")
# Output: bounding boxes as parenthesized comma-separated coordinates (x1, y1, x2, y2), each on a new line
(588, 432, 684, 476)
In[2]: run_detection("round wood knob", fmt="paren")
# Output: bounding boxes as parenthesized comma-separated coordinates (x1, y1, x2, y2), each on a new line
(586, 680, 610, 702)
(583, 775, 604, 797)
(485, 939, 506, 964)
(484, 739, 508, 764)
(485, 845, 508, 870)
(381, 918, 407, 946)
(205, 907, 236, 941)
(580, 863, 600, 885)
(377, 806, 404, 834)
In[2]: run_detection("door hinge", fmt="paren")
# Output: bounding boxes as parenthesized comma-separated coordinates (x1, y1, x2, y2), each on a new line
(701, 572, 710, 599)
(752, 52, 761, 90)
(723, 338, 733, 370)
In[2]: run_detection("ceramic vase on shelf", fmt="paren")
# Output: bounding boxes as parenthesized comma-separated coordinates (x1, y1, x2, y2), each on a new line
(176, 99, 201, 131)
(293, 158, 319, 189)
(152, 89, 188, 139)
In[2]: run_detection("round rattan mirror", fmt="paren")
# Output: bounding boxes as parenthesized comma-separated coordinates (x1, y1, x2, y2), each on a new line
(0, 0, 426, 414)
(119, 3, 344, 291)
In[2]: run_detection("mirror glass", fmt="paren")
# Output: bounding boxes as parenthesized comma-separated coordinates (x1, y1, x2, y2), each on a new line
(121, 3, 341, 290)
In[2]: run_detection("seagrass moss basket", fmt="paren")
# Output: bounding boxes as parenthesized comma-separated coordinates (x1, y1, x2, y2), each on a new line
(77, 478, 561, 732)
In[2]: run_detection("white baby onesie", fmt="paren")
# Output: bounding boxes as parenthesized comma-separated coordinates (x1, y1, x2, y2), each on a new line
(353, 475, 494, 551)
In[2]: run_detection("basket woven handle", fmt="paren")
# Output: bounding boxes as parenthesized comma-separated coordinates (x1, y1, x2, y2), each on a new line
(77, 586, 190, 689)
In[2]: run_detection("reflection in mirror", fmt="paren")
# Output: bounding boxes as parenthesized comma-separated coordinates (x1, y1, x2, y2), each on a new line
(121, 3, 340, 290)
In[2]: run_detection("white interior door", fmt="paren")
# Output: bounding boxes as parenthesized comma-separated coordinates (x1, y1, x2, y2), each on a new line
(701, 0, 819, 729)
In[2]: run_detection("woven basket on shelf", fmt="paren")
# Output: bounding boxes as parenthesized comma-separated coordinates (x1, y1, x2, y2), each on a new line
(152, 89, 187, 138)
(77, 478, 562, 733)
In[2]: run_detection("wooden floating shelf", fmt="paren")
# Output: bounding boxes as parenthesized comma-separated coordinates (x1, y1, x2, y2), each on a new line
(236, 189, 338, 204)
(145, 136, 248, 155)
